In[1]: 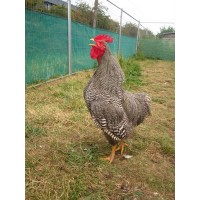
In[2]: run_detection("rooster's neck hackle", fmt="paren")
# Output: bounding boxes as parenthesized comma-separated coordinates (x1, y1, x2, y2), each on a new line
(92, 45, 125, 99)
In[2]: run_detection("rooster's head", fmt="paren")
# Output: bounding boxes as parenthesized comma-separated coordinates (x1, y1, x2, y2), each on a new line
(89, 34, 113, 64)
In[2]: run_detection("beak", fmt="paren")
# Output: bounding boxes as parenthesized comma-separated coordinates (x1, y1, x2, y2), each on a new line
(89, 38, 95, 46)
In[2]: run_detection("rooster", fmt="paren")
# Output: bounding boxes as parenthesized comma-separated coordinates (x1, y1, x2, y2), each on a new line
(84, 34, 151, 163)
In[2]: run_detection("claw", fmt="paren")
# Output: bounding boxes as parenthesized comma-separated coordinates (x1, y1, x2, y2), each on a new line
(100, 145, 117, 164)
(100, 141, 128, 163)
(115, 141, 128, 155)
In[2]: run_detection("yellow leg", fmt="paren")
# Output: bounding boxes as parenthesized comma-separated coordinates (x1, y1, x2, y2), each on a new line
(101, 145, 117, 164)
(115, 140, 128, 155)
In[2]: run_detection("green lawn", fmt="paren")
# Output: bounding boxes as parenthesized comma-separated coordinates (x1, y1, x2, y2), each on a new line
(26, 59, 175, 200)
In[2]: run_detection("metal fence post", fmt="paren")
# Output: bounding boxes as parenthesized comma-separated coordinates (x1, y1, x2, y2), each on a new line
(118, 8, 123, 56)
(135, 20, 140, 55)
(68, 0, 72, 75)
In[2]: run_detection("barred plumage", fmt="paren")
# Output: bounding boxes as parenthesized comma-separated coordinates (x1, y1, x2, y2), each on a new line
(84, 35, 151, 163)
(84, 43, 151, 146)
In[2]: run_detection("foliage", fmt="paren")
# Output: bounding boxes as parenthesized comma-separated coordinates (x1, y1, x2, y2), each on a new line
(25, 0, 151, 37)
(48, 4, 67, 18)
(135, 50, 146, 60)
(118, 56, 143, 88)
(72, 2, 93, 25)
(71, 1, 120, 32)
(121, 22, 155, 38)
(25, 0, 43, 9)
(141, 30, 155, 38)
(96, 4, 119, 32)
(122, 22, 138, 37)
(156, 26, 175, 38)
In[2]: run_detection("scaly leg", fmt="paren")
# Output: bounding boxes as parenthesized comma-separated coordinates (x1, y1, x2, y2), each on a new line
(115, 140, 128, 155)
(101, 145, 117, 164)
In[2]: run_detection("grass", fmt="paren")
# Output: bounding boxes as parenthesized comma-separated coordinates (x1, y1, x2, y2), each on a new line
(26, 58, 175, 200)
(119, 56, 143, 88)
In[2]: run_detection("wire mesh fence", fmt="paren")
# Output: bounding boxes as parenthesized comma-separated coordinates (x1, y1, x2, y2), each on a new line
(25, 0, 175, 85)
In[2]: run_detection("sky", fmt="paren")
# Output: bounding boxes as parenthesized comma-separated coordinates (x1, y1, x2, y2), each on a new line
(67, 0, 175, 34)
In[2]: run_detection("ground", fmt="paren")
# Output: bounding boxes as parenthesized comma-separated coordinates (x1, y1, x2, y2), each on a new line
(26, 59, 175, 200)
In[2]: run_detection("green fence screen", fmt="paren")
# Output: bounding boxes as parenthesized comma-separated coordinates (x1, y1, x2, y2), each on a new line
(139, 38, 175, 61)
(26, 9, 68, 84)
(25, 9, 136, 84)
(26, 9, 175, 84)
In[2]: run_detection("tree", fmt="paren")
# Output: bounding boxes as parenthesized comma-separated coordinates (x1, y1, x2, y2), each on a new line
(49, 5, 67, 18)
(156, 26, 175, 38)
(122, 22, 138, 37)
(71, 2, 93, 25)
(139, 29, 155, 38)
(96, 5, 119, 32)
(72, 1, 119, 32)
(25, 0, 44, 11)
(25, 0, 143, 36)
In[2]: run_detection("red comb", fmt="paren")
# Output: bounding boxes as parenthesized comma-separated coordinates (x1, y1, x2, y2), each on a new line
(94, 34, 113, 43)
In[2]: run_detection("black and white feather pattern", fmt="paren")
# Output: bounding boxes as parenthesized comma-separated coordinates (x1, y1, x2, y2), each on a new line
(84, 43, 151, 145)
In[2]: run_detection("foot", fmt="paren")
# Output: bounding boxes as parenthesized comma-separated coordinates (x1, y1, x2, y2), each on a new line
(115, 141, 128, 155)
(101, 145, 117, 163)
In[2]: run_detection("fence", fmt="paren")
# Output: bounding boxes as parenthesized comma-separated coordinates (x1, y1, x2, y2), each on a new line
(25, 9, 136, 84)
(139, 38, 175, 60)
(25, 0, 175, 85)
